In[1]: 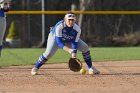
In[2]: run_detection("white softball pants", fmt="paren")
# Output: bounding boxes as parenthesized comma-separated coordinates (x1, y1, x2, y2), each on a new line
(0, 17, 6, 46)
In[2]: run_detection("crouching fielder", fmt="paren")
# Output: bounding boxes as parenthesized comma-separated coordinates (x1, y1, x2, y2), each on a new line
(0, 0, 10, 56)
(31, 11, 100, 75)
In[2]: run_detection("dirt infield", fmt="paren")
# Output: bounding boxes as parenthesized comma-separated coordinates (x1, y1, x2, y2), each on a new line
(0, 60, 140, 93)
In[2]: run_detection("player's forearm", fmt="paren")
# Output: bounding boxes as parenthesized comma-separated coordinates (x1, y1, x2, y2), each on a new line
(55, 37, 65, 48)
(63, 46, 71, 53)
(63, 46, 77, 58)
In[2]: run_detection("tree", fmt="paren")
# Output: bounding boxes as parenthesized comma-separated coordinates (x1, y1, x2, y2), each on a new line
(6, 21, 20, 48)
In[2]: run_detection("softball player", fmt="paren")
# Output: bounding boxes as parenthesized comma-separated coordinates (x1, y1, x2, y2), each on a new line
(0, 0, 10, 56)
(31, 11, 100, 75)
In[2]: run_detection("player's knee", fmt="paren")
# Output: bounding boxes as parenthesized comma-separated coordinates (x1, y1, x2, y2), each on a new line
(82, 44, 89, 53)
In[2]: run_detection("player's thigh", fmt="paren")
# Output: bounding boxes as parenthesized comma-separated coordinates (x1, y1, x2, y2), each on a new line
(0, 17, 6, 44)
(77, 39, 89, 53)
(0, 17, 6, 33)
(43, 32, 59, 58)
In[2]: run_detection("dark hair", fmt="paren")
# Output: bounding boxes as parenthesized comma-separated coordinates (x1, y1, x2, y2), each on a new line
(66, 11, 76, 15)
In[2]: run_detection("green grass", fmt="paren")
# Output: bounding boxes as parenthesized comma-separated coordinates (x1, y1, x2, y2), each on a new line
(0, 47, 140, 66)
(92, 47, 140, 61)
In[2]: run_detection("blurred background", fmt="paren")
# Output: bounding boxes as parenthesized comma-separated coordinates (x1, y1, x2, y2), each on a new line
(4, 0, 140, 48)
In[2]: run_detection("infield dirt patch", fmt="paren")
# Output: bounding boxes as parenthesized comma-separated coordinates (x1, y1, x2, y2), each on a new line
(0, 60, 140, 93)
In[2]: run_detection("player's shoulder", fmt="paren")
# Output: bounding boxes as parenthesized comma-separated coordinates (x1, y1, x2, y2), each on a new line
(55, 20, 63, 28)
(73, 24, 81, 33)
(54, 20, 64, 31)
(55, 20, 63, 26)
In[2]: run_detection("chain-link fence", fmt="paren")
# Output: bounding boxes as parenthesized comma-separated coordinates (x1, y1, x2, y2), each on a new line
(5, 0, 79, 48)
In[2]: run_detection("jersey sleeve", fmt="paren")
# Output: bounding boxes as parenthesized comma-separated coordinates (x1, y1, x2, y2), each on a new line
(74, 25, 81, 42)
(71, 25, 81, 53)
(55, 24, 65, 48)
(55, 37, 64, 48)
(71, 42, 78, 53)
(55, 24, 62, 37)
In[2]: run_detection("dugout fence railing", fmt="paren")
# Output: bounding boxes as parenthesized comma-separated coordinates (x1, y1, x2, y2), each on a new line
(6, 11, 140, 47)
(6, 10, 140, 15)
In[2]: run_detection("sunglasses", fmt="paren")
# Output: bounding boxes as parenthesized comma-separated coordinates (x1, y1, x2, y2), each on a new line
(68, 14, 75, 17)
(68, 19, 75, 21)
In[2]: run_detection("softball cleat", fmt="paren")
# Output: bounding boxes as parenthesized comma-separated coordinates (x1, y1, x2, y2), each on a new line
(31, 67, 38, 75)
(88, 67, 100, 75)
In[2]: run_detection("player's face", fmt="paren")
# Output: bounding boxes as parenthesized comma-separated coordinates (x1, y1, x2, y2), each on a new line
(65, 19, 75, 27)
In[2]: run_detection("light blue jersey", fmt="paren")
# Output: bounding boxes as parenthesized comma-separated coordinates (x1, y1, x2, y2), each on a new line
(51, 20, 81, 49)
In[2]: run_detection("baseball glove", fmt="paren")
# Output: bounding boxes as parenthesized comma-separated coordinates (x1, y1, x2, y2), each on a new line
(68, 58, 82, 72)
